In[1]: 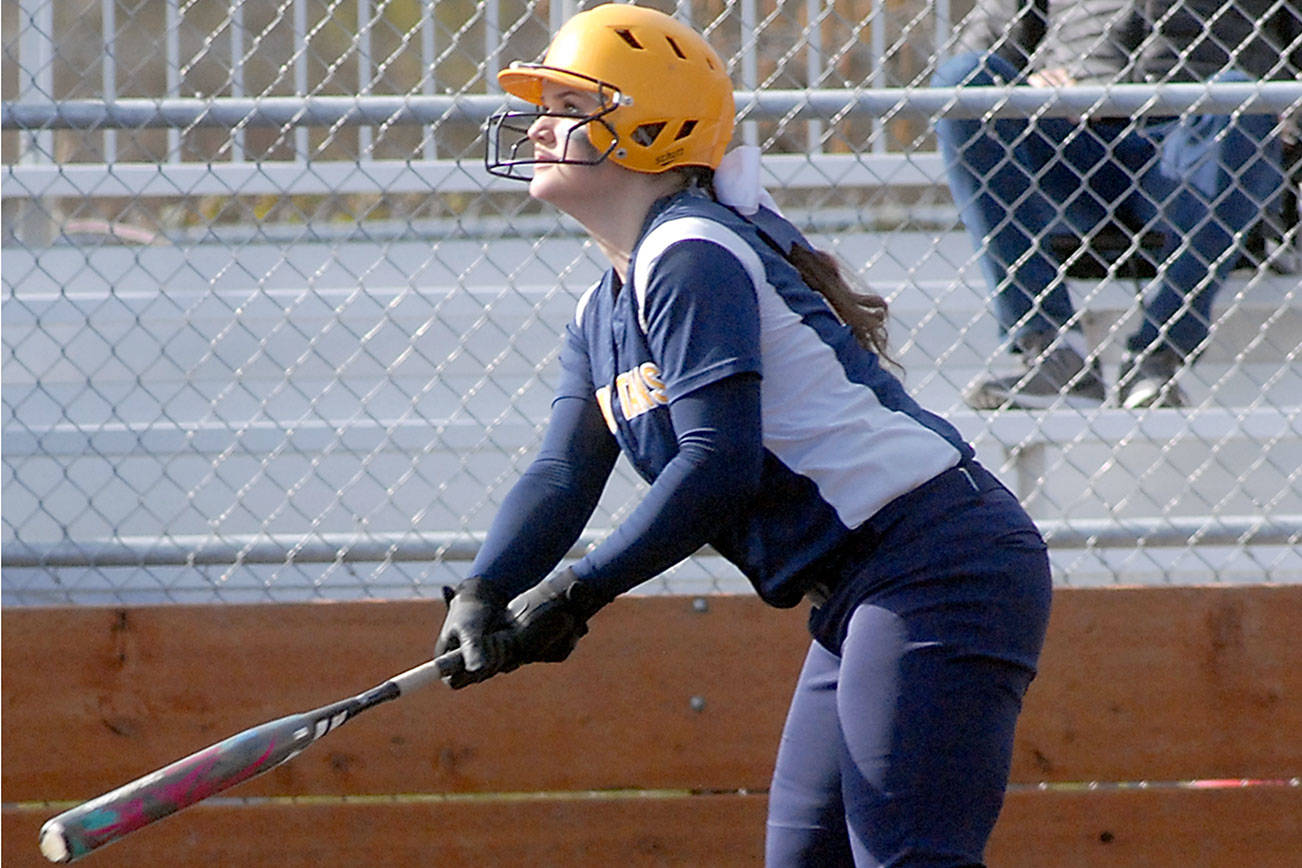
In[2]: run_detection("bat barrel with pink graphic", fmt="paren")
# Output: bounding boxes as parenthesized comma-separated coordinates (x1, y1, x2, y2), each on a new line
(38, 651, 461, 863)
(38, 696, 359, 862)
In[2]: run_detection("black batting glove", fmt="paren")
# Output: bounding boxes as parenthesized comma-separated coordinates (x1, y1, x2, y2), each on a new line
(435, 577, 517, 689)
(506, 568, 609, 664)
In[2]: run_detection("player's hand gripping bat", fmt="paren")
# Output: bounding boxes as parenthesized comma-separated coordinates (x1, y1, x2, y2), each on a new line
(38, 649, 465, 863)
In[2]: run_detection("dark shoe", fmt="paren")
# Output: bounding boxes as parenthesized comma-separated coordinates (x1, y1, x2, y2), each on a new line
(1117, 348, 1188, 409)
(964, 333, 1105, 410)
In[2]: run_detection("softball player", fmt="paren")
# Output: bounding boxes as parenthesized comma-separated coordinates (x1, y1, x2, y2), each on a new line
(435, 5, 1053, 866)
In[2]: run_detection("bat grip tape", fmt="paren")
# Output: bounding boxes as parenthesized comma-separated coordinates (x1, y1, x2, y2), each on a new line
(389, 650, 464, 695)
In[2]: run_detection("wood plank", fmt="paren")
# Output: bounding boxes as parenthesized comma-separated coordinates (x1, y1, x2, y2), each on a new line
(987, 784, 1302, 867)
(5, 785, 1298, 867)
(1013, 585, 1302, 782)
(4, 587, 1300, 803)
(1, 793, 770, 868)
(0, 596, 807, 801)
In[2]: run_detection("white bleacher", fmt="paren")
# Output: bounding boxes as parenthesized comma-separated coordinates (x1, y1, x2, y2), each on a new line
(3, 212, 1299, 605)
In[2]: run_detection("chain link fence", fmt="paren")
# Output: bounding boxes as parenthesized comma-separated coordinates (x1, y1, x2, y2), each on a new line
(4, 0, 1301, 605)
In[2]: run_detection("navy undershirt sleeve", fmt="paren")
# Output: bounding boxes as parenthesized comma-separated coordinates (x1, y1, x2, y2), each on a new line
(468, 394, 619, 597)
(472, 235, 765, 602)
(568, 372, 763, 600)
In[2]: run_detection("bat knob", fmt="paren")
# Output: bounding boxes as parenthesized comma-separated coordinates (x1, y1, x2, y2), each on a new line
(434, 648, 465, 679)
(38, 821, 71, 863)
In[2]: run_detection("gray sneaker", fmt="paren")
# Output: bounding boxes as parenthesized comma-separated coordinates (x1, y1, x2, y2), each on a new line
(1117, 347, 1187, 409)
(964, 333, 1106, 410)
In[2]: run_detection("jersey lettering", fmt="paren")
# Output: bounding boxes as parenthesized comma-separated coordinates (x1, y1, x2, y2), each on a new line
(595, 362, 668, 431)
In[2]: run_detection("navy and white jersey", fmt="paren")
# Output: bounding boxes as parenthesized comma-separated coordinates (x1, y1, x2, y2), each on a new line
(555, 188, 974, 607)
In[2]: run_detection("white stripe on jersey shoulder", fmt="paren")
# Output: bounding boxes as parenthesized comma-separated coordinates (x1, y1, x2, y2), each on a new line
(573, 278, 603, 327)
(631, 216, 766, 333)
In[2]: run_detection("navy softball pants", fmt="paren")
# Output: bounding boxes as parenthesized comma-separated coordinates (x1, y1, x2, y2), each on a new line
(765, 464, 1052, 867)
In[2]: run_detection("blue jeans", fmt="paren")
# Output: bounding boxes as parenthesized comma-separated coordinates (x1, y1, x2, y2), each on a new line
(932, 53, 1283, 358)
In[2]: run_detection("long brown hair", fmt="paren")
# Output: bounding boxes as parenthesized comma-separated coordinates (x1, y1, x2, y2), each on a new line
(785, 243, 893, 365)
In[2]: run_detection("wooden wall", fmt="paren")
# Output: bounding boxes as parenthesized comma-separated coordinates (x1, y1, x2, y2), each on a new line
(3, 586, 1299, 866)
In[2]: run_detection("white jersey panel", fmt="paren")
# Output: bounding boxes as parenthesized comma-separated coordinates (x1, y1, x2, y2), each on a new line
(755, 285, 961, 527)
(633, 216, 961, 529)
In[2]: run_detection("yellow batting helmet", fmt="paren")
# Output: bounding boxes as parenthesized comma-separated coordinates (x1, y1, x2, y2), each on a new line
(493, 4, 735, 174)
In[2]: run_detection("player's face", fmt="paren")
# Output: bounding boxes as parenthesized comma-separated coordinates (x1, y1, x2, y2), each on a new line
(526, 83, 621, 208)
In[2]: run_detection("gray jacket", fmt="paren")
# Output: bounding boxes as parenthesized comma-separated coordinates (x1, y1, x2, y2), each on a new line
(1137, 0, 1302, 82)
(957, 0, 1301, 84)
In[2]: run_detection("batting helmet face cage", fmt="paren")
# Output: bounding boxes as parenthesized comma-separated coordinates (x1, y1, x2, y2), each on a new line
(485, 3, 735, 179)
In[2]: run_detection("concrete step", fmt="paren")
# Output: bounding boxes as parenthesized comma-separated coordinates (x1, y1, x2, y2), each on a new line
(948, 406, 1302, 520)
(4, 234, 1298, 602)
(5, 406, 1298, 541)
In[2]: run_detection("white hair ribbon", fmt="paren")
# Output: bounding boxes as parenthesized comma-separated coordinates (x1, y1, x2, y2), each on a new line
(714, 145, 783, 217)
